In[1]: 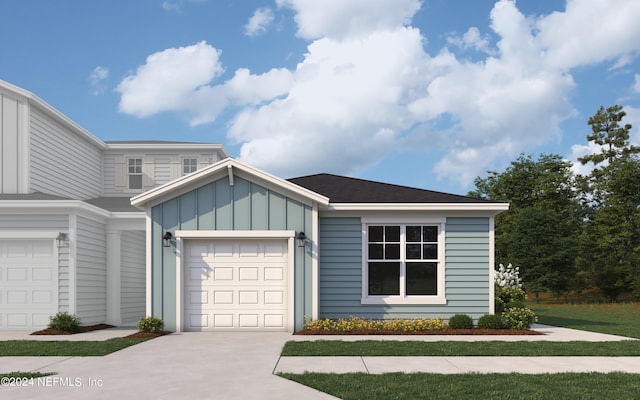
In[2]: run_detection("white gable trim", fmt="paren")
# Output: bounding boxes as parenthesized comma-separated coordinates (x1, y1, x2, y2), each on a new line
(131, 158, 330, 208)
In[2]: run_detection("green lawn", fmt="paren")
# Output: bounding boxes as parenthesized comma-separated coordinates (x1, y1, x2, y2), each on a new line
(532, 303, 640, 339)
(280, 372, 640, 400)
(0, 338, 149, 357)
(280, 303, 640, 399)
(282, 339, 640, 356)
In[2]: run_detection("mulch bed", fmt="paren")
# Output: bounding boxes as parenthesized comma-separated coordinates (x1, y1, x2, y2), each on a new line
(31, 324, 173, 339)
(125, 331, 173, 339)
(31, 324, 115, 335)
(295, 328, 544, 335)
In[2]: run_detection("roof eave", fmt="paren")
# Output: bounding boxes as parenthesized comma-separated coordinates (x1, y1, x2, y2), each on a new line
(322, 202, 510, 212)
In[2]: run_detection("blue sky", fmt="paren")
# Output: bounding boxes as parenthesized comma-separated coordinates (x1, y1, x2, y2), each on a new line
(2, 0, 640, 195)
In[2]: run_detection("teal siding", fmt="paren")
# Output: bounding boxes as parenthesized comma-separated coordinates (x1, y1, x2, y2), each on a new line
(151, 176, 312, 331)
(318, 217, 491, 322)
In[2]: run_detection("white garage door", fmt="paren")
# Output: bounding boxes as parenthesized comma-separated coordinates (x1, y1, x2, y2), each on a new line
(0, 239, 57, 329)
(184, 239, 289, 331)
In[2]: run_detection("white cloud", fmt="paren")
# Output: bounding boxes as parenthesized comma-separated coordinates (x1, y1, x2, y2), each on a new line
(88, 66, 109, 96)
(231, 27, 427, 176)
(116, 41, 293, 126)
(162, 0, 204, 13)
(447, 27, 493, 54)
(244, 7, 274, 37)
(535, 0, 640, 70)
(275, 0, 421, 40)
(634, 74, 640, 94)
(117, 41, 224, 118)
(118, 0, 640, 187)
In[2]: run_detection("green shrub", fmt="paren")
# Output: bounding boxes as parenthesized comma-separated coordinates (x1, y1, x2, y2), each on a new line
(495, 285, 526, 313)
(48, 312, 81, 332)
(478, 314, 505, 329)
(138, 316, 164, 333)
(506, 300, 526, 309)
(503, 307, 538, 330)
(447, 314, 473, 329)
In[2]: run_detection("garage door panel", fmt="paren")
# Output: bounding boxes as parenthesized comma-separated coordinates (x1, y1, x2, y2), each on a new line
(184, 239, 289, 331)
(0, 239, 57, 329)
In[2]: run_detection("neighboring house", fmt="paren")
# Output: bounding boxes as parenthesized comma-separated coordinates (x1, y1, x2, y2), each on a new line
(131, 158, 509, 332)
(0, 80, 227, 329)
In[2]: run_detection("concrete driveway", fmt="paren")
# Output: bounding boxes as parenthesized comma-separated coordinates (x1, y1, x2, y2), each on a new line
(1, 332, 337, 400)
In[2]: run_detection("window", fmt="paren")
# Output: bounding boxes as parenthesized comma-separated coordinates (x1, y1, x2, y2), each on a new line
(363, 222, 445, 304)
(182, 158, 197, 175)
(128, 158, 142, 190)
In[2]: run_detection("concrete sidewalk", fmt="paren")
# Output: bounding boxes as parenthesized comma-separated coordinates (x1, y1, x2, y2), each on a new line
(275, 356, 640, 374)
(276, 324, 640, 375)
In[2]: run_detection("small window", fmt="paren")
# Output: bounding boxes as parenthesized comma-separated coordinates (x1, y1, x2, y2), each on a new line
(182, 158, 197, 175)
(128, 158, 142, 190)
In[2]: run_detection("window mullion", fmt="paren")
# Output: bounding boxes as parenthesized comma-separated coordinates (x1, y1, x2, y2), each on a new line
(400, 225, 406, 298)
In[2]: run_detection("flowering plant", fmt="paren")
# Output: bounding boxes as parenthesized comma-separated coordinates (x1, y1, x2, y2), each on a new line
(303, 316, 446, 333)
(495, 263, 522, 288)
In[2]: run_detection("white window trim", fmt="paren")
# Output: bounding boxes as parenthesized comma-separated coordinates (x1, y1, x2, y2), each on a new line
(361, 217, 446, 305)
(127, 156, 143, 191)
(181, 157, 198, 176)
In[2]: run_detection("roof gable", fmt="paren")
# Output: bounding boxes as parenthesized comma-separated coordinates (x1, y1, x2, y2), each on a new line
(131, 158, 330, 208)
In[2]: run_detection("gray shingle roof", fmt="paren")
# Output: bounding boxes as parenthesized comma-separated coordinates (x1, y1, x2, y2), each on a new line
(287, 174, 496, 204)
(85, 197, 141, 212)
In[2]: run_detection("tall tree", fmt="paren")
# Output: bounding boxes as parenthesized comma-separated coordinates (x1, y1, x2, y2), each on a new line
(469, 153, 583, 297)
(577, 105, 640, 301)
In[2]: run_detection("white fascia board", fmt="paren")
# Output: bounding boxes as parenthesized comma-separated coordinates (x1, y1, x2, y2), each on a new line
(324, 203, 510, 212)
(104, 143, 226, 153)
(131, 158, 330, 208)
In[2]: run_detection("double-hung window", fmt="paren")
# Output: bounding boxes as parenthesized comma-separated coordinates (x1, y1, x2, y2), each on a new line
(362, 220, 445, 304)
(127, 158, 143, 190)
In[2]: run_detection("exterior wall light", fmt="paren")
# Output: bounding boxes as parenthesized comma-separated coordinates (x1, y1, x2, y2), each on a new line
(296, 231, 307, 247)
(163, 232, 173, 248)
(56, 232, 68, 248)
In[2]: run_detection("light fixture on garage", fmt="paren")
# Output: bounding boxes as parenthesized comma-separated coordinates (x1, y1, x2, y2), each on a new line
(296, 231, 307, 247)
(56, 232, 68, 248)
(163, 232, 173, 248)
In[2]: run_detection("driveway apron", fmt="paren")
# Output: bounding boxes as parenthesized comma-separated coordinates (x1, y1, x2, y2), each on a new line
(1, 332, 337, 400)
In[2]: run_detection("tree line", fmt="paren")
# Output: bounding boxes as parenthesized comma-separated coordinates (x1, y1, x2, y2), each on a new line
(469, 105, 640, 302)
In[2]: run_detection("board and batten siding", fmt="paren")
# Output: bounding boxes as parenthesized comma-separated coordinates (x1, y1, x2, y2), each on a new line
(0, 214, 70, 312)
(75, 216, 107, 325)
(29, 108, 102, 200)
(151, 176, 313, 331)
(318, 217, 491, 321)
(0, 91, 28, 193)
(120, 231, 145, 324)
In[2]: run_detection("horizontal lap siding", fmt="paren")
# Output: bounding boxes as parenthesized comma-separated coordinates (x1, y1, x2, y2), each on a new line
(121, 231, 145, 324)
(444, 218, 491, 320)
(318, 217, 491, 321)
(30, 109, 102, 199)
(75, 217, 107, 325)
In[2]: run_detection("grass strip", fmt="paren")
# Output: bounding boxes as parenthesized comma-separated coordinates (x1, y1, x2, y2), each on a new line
(281, 340, 640, 357)
(280, 372, 640, 400)
(532, 303, 640, 339)
(0, 338, 149, 357)
(0, 372, 55, 379)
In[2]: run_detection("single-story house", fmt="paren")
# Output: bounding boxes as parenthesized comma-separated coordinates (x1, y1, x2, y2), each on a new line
(131, 158, 509, 332)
